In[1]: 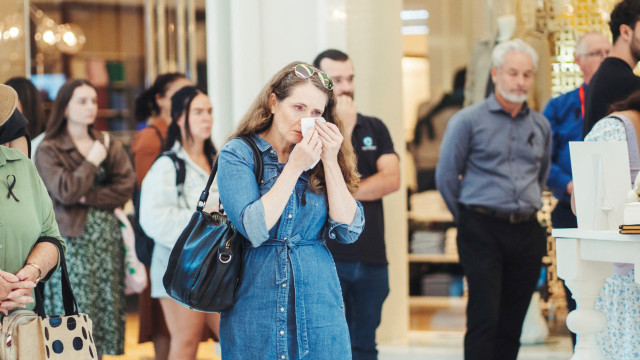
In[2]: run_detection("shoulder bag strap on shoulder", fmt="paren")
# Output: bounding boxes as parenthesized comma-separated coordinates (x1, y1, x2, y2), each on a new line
(161, 151, 188, 206)
(148, 124, 165, 149)
(612, 115, 640, 183)
(161, 151, 187, 186)
(196, 135, 263, 212)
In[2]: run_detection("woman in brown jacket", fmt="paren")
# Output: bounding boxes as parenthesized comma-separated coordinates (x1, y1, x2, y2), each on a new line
(35, 79, 135, 358)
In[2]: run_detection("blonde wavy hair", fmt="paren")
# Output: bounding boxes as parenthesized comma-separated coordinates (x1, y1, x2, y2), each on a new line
(228, 61, 360, 194)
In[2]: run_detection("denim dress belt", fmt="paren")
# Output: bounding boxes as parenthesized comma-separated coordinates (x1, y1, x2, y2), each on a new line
(467, 205, 536, 224)
(263, 236, 323, 358)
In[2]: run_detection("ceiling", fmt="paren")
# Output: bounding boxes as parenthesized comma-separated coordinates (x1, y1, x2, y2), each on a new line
(31, 0, 206, 10)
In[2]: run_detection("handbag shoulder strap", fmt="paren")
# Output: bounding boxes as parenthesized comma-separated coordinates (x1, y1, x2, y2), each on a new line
(609, 114, 640, 183)
(197, 135, 263, 212)
(160, 151, 187, 188)
(160, 151, 188, 206)
(33, 236, 78, 317)
(148, 124, 165, 149)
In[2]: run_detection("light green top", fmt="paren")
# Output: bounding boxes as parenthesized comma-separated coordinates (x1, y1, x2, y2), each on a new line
(0, 146, 65, 311)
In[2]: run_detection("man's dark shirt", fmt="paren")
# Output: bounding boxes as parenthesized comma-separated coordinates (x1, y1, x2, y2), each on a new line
(583, 57, 640, 137)
(326, 114, 396, 265)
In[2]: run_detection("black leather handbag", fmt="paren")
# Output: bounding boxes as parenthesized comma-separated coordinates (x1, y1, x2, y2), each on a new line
(163, 136, 263, 312)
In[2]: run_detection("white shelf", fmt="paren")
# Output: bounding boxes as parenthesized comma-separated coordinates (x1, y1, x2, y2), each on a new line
(409, 296, 467, 309)
(408, 253, 459, 263)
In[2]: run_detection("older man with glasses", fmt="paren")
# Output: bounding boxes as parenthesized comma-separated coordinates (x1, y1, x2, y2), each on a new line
(542, 31, 610, 349)
(582, 0, 640, 137)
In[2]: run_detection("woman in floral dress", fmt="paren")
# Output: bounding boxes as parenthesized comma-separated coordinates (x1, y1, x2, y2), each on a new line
(35, 79, 135, 357)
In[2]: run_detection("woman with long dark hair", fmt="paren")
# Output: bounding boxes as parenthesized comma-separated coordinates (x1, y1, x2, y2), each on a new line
(130, 73, 197, 358)
(139, 86, 219, 360)
(34, 79, 135, 358)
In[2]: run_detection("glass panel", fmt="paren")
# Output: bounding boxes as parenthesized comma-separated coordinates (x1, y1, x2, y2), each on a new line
(0, 0, 27, 82)
(27, 0, 206, 145)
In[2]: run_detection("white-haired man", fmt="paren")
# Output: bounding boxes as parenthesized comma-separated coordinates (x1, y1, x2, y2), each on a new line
(436, 38, 551, 360)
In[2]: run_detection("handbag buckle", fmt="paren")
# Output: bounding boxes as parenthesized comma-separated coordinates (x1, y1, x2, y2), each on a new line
(219, 253, 232, 264)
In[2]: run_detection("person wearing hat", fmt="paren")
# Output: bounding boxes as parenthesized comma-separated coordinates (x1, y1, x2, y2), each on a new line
(0, 83, 65, 317)
(0, 84, 30, 157)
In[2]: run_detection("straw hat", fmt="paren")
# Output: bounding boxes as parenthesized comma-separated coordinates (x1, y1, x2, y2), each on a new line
(0, 84, 18, 127)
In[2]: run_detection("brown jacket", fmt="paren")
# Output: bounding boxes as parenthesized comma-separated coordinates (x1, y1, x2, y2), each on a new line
(35, 128, 135, 237)
(130, 117, 168, 187)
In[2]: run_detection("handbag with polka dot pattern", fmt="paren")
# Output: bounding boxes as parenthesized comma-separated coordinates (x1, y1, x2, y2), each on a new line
(0, 236, 97, 359)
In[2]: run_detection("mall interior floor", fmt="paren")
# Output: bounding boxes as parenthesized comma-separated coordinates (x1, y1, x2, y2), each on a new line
(102, 298, 573, 360)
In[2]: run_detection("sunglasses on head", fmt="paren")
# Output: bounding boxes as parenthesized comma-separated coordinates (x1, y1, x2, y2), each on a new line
(293, 64, 334, 90)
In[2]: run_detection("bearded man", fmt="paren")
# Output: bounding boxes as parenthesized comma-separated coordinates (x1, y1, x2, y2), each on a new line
(436, 38, 551, 360)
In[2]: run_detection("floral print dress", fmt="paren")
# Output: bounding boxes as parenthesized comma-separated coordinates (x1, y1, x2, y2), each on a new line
(43, 166, 126, 355)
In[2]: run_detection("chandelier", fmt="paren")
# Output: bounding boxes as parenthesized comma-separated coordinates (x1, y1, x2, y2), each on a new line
(31, 4, 86, 55)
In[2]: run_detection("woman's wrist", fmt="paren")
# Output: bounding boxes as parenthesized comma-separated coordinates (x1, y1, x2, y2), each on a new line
(284, 161, 305, 177)
(25, 263, 42, 283)
(322, 160, 341, 174)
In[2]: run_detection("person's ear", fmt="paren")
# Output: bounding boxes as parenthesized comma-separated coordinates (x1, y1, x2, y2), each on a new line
(269, 93, 277, 114)
(490, 66, 498, 84)
(620, 24, 633, 43)
(177, 113, 185, 127)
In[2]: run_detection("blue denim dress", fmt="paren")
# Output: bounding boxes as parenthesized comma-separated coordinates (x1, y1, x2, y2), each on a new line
(217, 134, 365, 360)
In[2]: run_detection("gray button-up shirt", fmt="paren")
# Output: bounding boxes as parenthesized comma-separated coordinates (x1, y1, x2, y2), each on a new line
(436, 93, 552, 221)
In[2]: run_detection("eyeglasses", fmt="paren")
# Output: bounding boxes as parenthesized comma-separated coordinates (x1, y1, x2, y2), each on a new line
(293, 64, 334, 90)
(577, 50, 609, 59)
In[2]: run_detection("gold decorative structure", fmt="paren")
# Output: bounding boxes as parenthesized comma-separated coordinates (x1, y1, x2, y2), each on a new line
(549, 0, 617, 96)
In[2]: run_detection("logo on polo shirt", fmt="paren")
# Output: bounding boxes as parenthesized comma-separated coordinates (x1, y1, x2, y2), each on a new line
(361, 136, 376, 151)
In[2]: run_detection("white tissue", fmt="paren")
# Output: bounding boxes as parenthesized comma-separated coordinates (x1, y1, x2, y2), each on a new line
(300, 117, 325, 170)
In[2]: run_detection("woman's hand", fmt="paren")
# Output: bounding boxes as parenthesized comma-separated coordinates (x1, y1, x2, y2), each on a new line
(289, 129, 322, 173)
(0, 270, 35, 315)
(0, 271, 18, 300)
(86, 133, 110, 167)
(316, 120, 343, 164)
(0, 287, 35, 315)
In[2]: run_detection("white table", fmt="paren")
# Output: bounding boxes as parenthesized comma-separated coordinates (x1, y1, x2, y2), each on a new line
(552, 228, 640, 360)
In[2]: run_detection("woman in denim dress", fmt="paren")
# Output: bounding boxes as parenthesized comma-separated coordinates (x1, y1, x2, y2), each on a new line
(217, 62, 365, 360)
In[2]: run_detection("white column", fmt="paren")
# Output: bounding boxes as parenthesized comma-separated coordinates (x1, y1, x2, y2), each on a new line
(176, 0, 186, 73)
(206, 0, 347, 147)
(206, 0, 233, 147)
(345, 0, 408, 344)
(144, 0, 156, 86)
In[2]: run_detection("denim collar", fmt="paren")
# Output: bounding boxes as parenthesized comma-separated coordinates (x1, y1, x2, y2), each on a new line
(251, 133, 274, 153)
